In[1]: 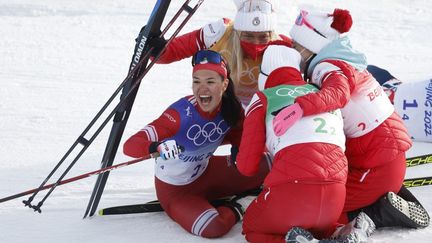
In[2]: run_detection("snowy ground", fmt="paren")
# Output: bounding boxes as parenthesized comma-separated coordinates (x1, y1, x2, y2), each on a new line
(0, 0, 431, 242)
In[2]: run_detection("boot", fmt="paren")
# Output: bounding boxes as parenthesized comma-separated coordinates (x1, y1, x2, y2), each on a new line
(285, 213, 374, 243)
(223, 200, 244, 222)
(285, 227, 318, 243)
(224, 194, 258, 222)
(332, 212, 375, 242)
(285, 226, 360, 243)
(387, 191, 429, 228)
(358, 191, 429, 228)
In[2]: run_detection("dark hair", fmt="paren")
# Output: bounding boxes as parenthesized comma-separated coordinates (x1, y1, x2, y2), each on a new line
(221, 77, 242, 127)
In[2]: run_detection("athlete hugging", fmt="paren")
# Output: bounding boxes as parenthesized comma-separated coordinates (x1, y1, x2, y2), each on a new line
(122, 0, 430, 242)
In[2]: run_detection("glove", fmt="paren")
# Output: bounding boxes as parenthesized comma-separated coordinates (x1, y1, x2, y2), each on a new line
(148, 35, 167, 57)
(157, 140, 181, 160)
(135, 25, 167, 57)
(272, 103, 303, 136)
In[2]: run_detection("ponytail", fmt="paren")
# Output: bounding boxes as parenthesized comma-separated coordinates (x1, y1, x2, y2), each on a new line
(221, 77, 242, 127)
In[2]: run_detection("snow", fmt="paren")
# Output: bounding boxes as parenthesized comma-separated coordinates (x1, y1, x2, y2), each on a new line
(0, 0, 431, 242)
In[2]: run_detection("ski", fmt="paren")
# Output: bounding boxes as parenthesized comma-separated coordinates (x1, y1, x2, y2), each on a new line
(99, 187, 262, 215)
(83, 0, 204, 218)
(98, 198, 231, 215)
(93, 154, 431, 215)
(82, 0, 171, 218)
(99, 200, 163, 215)
(406, 153, 432, 168)
(403, 176, 432, 188)
(97, 153, 432, 215)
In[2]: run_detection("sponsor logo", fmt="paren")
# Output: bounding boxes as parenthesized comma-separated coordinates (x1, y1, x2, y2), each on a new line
(406, 155, 432, 167)
(367, 86, 384, 101)
(404, 177, 432, 188)
(163, 112, 176, 123)
(131, 35, 147, 69)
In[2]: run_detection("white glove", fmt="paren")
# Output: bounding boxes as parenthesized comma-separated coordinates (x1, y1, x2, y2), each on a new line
(157, 140, 181, 160)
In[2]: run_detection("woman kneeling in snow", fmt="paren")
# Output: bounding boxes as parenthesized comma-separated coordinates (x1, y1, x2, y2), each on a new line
(235, 45, 374, 242)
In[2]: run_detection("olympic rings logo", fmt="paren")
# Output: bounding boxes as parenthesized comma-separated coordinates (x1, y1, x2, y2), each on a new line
(239, 62, 259, 86)
(186, 120, 229, 146)
(275, 86, 317, 98)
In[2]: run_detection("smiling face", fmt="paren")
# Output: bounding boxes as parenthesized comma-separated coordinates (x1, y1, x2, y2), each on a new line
(192, 69, 228, 113)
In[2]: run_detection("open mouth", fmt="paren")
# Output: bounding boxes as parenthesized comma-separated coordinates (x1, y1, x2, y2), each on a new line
(199, 95, 212, 105)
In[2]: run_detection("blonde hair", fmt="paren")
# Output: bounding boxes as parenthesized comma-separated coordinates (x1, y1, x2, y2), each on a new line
(227, 30, 280, 87)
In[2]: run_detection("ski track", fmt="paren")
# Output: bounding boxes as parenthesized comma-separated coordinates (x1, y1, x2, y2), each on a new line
(0, 0, 431, 242)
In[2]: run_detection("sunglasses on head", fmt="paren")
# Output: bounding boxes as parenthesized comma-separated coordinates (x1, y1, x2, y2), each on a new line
(191, 50, 230, 77)
(192, 50, 225, 66)
(295, 10, 327, 39)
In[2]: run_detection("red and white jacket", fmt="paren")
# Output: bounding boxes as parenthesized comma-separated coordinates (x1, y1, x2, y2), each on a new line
(236, 68, 348, 187)
(156, 18, 231, 64)
(156, 18, 291, 107)
(295, 60, 412, 169)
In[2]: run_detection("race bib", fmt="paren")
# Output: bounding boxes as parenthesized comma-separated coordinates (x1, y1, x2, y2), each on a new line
(394, 78, 432, 141)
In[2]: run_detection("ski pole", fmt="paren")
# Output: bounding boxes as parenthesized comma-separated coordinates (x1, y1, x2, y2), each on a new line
(83, 0, 204, 218)
(23, 0, 203, 216)
(0, 153, 157, 205)
(20, 0, 175, 209)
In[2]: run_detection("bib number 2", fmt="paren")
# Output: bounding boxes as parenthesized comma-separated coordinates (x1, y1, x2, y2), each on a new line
(313, 118, 336, 135)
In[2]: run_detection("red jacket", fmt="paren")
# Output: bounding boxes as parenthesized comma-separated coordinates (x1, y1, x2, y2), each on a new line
(295, 60, 412, 169)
